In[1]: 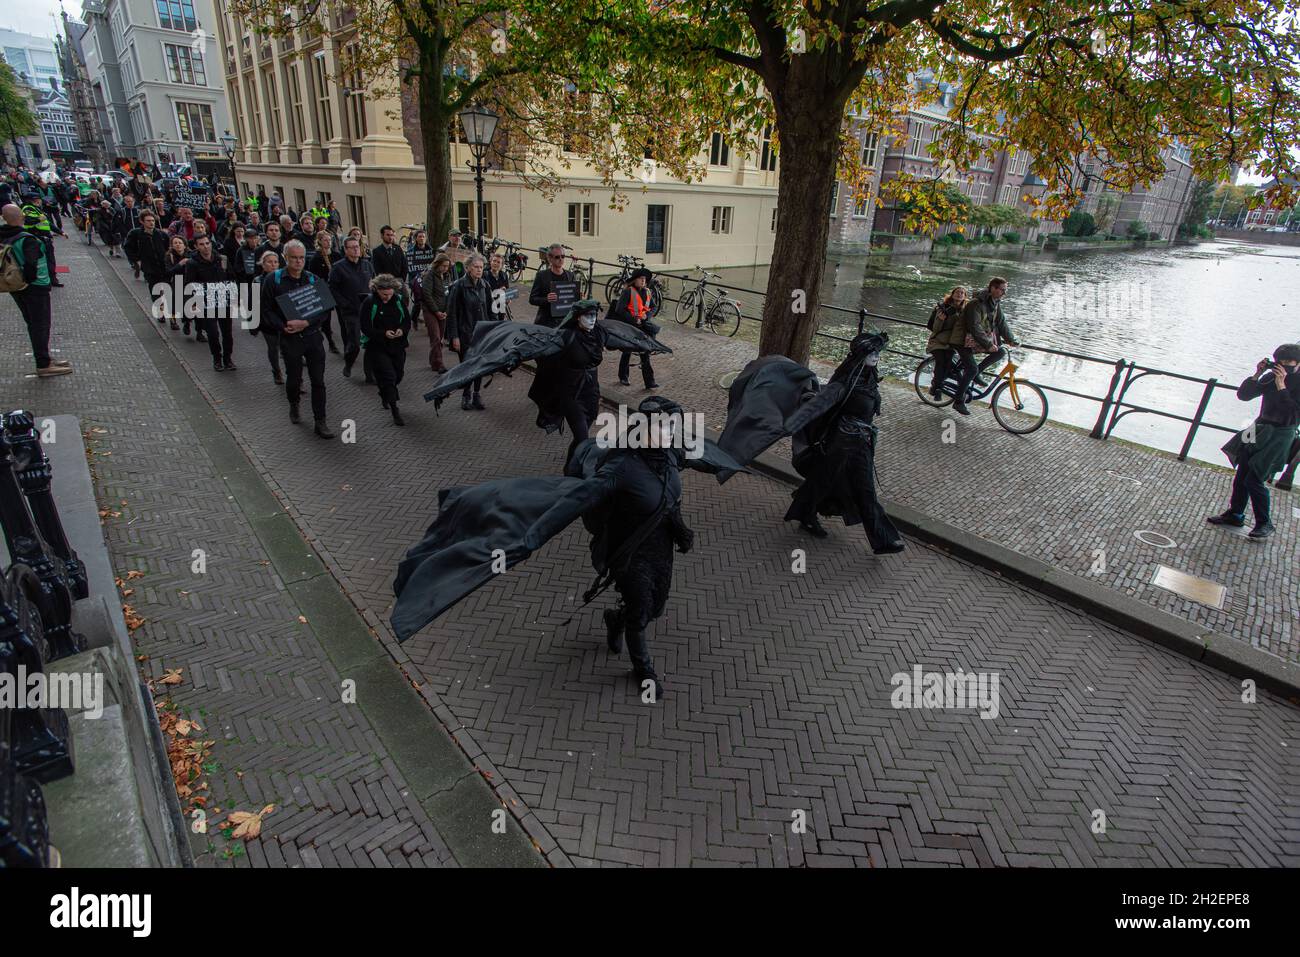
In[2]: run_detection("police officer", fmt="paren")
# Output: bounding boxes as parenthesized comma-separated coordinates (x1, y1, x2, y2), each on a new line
(260, 240, 335, 437)
(20, 192, 63, 287)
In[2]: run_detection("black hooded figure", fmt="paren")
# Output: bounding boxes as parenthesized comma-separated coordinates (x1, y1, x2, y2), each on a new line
(785, 332, 905, 554)
(582, 396, 695, 699)
(527, 298, 606, 464)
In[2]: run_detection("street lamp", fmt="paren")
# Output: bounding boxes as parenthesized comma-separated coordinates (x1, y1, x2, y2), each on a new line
(458, 104, 498, 243)
(220, 129, 239, 201)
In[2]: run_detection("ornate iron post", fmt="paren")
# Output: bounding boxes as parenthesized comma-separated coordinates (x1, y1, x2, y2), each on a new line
(0, 424, 83, 661)
(3, 411, 88, 600)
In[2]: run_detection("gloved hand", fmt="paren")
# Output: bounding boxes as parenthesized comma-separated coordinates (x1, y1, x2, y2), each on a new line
(675, 527, 695, 554)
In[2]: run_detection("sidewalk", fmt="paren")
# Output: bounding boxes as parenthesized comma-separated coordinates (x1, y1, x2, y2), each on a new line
(633, 318, 1299, 665)
(32, 239, 1297, 867)
(1, 237, 540, 868)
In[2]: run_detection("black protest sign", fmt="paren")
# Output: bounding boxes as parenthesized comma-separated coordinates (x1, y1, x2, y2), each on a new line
(173, 183, 209, 212)
(550, 280, 578, 318)
(276, 280, 337, 325)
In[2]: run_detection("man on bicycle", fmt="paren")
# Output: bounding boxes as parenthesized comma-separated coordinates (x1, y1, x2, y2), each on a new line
(954, 277, 1019, 415)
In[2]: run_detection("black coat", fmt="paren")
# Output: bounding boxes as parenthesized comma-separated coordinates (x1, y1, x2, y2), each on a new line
(327, 257, 374, 318)
(529, 268, 575, 326)
(358, 293, 413, 350)
(125, 227, 170, 275)
(371, 243, 408, 280)
(445, 275, 493, 344)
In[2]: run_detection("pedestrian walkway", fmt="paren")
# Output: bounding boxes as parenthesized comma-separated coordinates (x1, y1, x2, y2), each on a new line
(20, 238, 1291, 866)
(632, 317, 1300, 665)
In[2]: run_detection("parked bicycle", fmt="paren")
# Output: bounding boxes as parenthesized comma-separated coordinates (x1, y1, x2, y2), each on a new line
(604, 254, 665, 318)
(674, 268, 742, 337)
(912, 348, 1048, 434)
(483, 237, 529, 282)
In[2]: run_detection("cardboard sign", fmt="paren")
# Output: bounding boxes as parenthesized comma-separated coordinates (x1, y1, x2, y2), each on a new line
(173, 184, 209, 212)
(550, 280, 578, 318)
(276, 280, 336, 325)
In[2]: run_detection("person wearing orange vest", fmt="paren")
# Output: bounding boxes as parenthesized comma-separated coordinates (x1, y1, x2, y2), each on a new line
(612, 267, 659, 389)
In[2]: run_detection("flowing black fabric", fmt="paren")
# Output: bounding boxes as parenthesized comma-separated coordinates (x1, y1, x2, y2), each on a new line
(599, 318, 673, 355)
(423, 320, 562, 407)
(716, 355, 845, 470)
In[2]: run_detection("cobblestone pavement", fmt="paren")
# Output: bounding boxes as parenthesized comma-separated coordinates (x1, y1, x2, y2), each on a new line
(4, 238, 457, 868)
(8, 238, 1299, 867)
(626, 316, 1299, 664)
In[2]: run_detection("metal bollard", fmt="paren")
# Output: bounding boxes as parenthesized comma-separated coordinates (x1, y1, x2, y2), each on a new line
(3, 412, 88, 600)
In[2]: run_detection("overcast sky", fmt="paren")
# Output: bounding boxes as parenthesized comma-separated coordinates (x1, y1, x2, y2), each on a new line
(2, 2, 72, 40)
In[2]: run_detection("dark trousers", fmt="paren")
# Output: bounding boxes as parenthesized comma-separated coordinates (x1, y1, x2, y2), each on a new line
(1228, 452, 1270, 525)
(44, 206, 62, 233)
(338, 310, 361, 365)
(606, 604, 652, 673)
(203, 316, 234, 362)
(617, 350, 655, 386)
(423, 307, 446, 371)
(280, 329, 327, 420)
(454, 344, 481, 398)
(953, 347, 1005, 402)
(930, 349, 952, 391)
(320, 310, 337, 347)
(369, 344, 407, 405)
(11, 287, 52, 368)
(562, 372, 600, 463)
(260, 329, 281, 375)
(41, 235, 57, 279)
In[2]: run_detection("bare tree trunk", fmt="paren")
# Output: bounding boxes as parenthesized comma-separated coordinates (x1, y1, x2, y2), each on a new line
(758, 104, 843, 364)
(417, 54, 452, 239)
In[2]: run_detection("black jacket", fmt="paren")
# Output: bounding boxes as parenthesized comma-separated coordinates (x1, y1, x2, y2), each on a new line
(327, 257, 375, 318)
(371, 243, 408, 280)
(358, 293, 413, 349)
(1239, 369, 1300, 428)
(529, 267, 574, 326)
(445, 275, 493, 344)
(183, 251, 228, 286)
(124, 227, 170, 274)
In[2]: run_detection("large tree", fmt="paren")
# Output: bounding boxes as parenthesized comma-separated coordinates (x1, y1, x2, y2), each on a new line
(557, 1, 1300, 362)
(0, 59, 37, 166)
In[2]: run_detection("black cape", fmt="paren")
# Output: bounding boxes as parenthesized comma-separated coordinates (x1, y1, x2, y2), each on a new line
(716, 355, 845, 469)
(390, 438, 745, 642)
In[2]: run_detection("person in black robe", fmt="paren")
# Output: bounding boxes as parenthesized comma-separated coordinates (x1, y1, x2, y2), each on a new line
(527, 299, 606, 464)
(786, 332, 904, 553)
(391, 396, 743, 701)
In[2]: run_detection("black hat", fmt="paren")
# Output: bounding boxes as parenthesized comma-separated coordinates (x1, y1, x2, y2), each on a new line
(629, 267, 653, 283)
(1274, 343, 1300, 363)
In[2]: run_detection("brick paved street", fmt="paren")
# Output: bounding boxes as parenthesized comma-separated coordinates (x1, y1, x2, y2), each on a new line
(620, 316, 1300, 665)
(6, 236, 1299, 867)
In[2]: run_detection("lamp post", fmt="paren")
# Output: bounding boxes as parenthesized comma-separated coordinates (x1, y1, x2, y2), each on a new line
(458, 104, 499, 244)
(220, 129, 239, 201)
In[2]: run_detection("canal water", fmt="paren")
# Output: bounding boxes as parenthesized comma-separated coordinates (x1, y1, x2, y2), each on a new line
(696, 239, 1300, 466)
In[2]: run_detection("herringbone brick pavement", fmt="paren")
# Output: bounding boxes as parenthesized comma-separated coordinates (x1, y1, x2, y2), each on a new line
(619, 316, 1300, 663)
(2, 238, 456, 868)
(15, 237, 1300, 867)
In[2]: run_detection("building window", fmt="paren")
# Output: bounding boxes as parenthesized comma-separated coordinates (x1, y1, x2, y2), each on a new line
(646, 204, 668, 254)
(711, 206, 733, 234)
(830, 182, 839, 217)
(852, 197, 869, 218)
(156, 0, 198, 32)
(347, 194, 366, 233)
(771, 207, 778, 231)
(175, 101, 216, 142)
(294, 189, 306, 212)
(286, 63, 306, 143)
(1001, 183, 1018, 205)
(567, 202, 596, 236)
(344, 45, 367, 141)
(164, 44, 207, 86)
(759, 125, 777, 172)
(263, 69, 282, 143)
(907, 121, 927, 157)
(709, 133, 730, 167)
(312, 54, 333, 142)
(456, 201, 496, 235)
(861, 132, 879, 169)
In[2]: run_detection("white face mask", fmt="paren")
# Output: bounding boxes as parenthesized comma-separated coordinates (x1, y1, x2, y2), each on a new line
(578, 314, 596, 331)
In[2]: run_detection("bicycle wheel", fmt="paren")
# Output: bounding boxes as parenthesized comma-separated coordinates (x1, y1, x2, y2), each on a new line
(574, 268, 591, 298)
(990, 379, 1048, 434)
(647, 281, 664, 318)
(709, 300, 741, 337)
(675, 289, 699, 325)
(913, 356, 955, 408)
(604, 273, 622, 304)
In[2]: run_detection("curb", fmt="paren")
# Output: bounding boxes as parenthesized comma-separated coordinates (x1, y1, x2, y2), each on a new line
(595, 378, 1300, 705)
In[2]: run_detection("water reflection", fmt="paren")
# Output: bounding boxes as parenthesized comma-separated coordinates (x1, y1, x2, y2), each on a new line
(702, 240, 1300, 465)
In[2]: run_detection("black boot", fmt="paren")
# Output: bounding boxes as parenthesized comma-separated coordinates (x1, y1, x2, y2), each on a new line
(289, 402, 301, 424)
(461, 394, 472, 411)
(799, 516, 829, 538)
(273, 369, 285, 385)
(314, 419, 336, 439)
(471, 393, 485, 411)
(603, 606, 625, 654)
(343, 360, 353, 378)
(391, 404, 405, 426)
(626, 626, 664, 701)
(213, 357, 223, 372)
